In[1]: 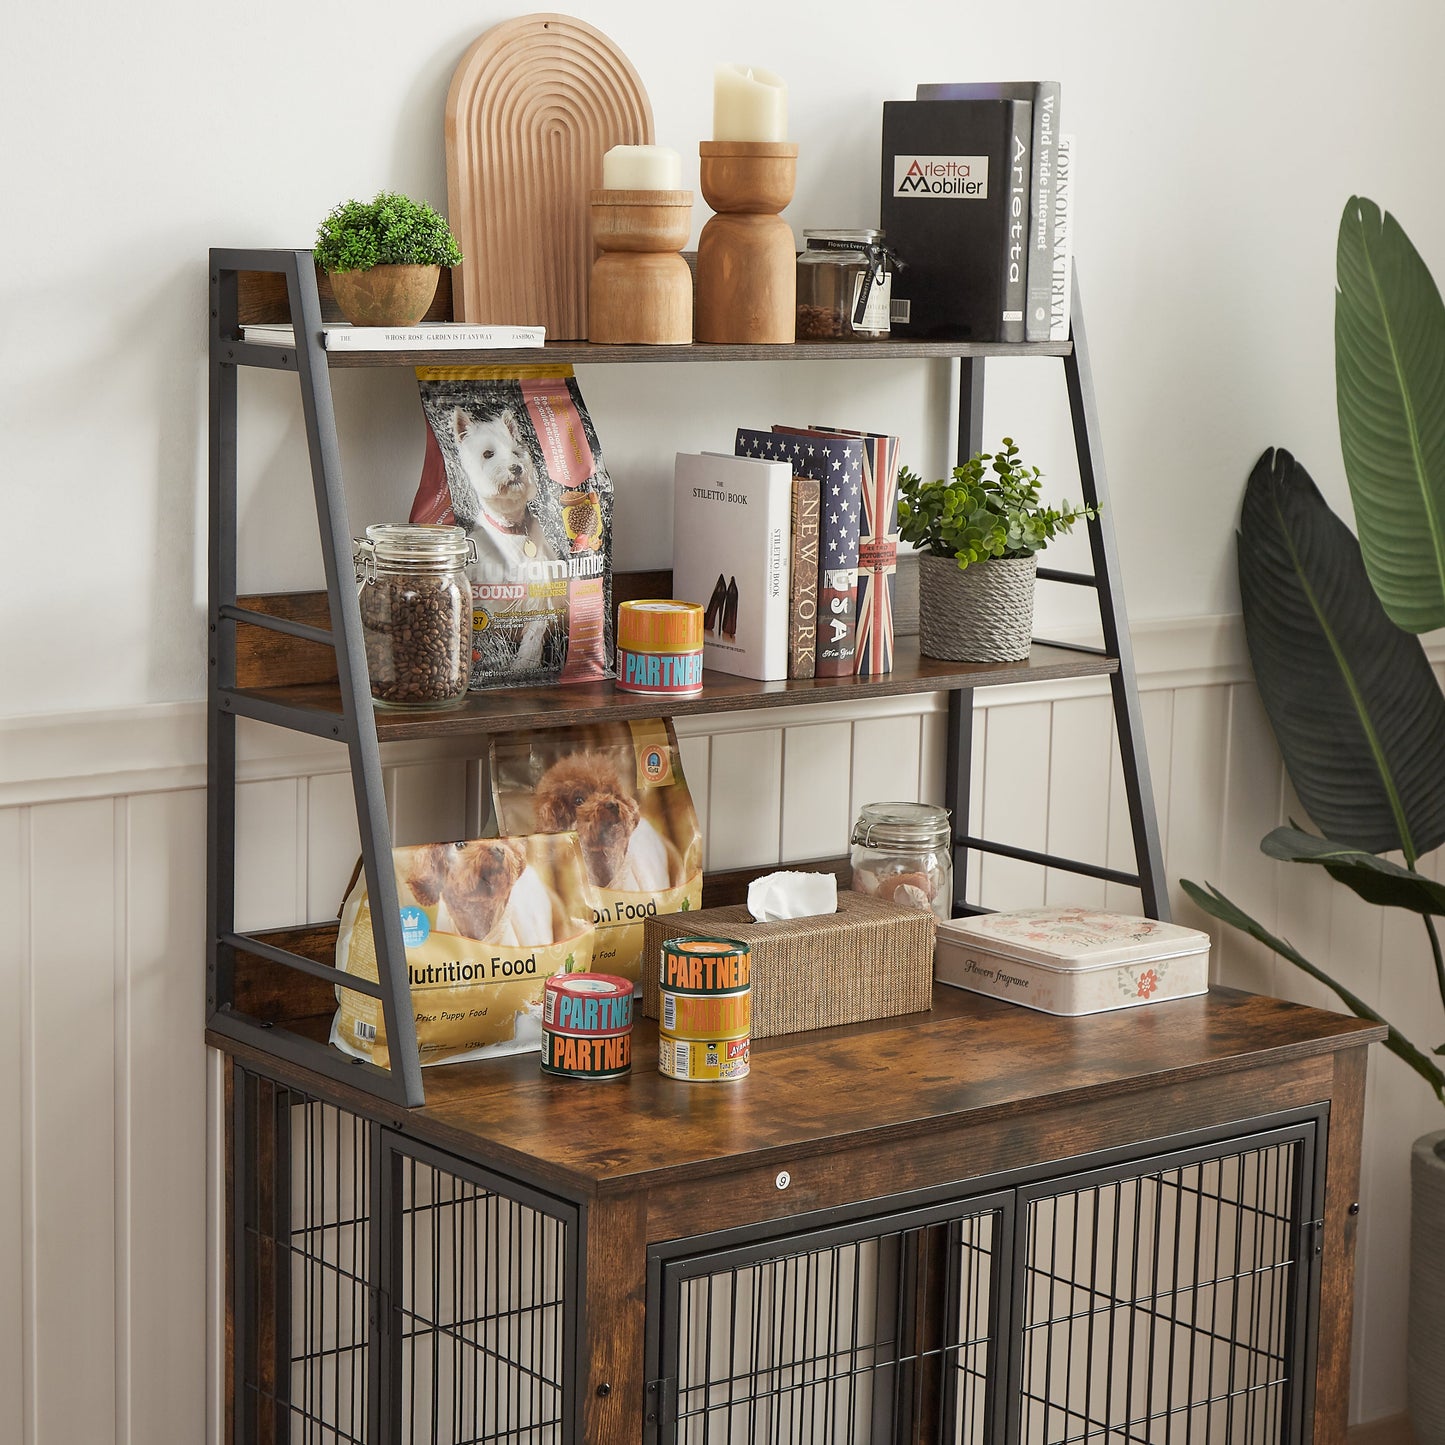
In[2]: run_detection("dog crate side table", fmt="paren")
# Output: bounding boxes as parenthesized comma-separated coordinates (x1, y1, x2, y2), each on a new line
(215, 979, 1380, 1445)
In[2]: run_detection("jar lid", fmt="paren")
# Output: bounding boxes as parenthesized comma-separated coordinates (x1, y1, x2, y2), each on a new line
(804, 228, 883, 248)
(357, 523, 472, 566)
(852, 801, 952, 848)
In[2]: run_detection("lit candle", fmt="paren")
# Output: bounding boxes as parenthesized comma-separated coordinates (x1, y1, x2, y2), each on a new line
(713, 64, 788, 142)
(601, 144, 683, 191)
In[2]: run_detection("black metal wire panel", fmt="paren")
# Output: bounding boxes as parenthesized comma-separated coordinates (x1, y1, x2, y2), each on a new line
(396, 1155, 568, 1444)
(233, 1067, 572, 1444)
(666, 1207, 1000, 1445)
(237, 1076, 373, 1443)
(1014, 1140, 1304, 1445)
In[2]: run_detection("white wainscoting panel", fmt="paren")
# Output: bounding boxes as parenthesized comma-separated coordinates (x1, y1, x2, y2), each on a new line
(3, 625, 1438, 1440)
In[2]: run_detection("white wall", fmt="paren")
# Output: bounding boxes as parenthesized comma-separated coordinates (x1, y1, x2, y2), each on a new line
(6, 0, 1445, 1438)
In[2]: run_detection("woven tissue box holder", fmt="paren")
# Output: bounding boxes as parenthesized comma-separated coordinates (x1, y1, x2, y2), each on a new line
(642, 889, 936, 1039)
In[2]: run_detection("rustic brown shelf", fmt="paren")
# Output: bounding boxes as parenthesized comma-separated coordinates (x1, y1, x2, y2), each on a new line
(224, 638, 1116, 741)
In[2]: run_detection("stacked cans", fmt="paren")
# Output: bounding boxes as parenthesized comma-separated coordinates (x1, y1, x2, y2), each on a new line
(540, 974, 634, 1080)
(657, 937, 751, 1082)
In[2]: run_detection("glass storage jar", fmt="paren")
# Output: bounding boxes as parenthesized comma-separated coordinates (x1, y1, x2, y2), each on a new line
(354, 523, 475, 710)
(850, 801, 953, 921)
(796, 229, 896, 341)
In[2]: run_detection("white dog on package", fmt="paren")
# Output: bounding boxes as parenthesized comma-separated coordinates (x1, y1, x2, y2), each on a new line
(449, 406, 559, 671)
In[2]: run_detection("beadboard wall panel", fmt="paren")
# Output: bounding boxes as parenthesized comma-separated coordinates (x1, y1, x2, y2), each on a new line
(0, 807, 24, 1445)
(29, 799, 118, 1445)
(3, 643, 1437, 1441)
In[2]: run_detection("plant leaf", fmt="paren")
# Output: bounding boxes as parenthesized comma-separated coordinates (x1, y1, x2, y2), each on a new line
(1237, 447, 1445, 858)
(1179, 879, 1445, 1101)
(1260, 824, 1445, 914)
(1336, 197, 1445, 632)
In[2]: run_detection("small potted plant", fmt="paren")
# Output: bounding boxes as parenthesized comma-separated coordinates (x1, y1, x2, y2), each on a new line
(898, 438, 1096, 662)
(313, 191, 464, 327)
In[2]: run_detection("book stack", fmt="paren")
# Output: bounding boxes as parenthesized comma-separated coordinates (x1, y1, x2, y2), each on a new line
(881, 82, 1076, 342)
(671, 425, 901, 684)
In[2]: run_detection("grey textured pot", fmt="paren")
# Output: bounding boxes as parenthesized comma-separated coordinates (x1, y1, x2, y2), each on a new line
(1411, 1130, 1445, 1445)
(918, 553, 1037, 662)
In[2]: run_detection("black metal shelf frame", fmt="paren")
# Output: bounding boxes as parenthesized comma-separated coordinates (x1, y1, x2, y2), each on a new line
(207, 247, 1168, 1110)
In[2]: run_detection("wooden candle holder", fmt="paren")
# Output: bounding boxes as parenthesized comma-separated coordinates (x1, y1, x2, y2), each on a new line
(588, 190, 694, 345)
(695, 141, 799, 344)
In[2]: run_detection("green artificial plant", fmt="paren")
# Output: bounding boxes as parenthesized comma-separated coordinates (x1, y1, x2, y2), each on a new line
(313, 191, 463, 274)
(897, 438, 1096, 570)
(1183, 198, 1445, 1102)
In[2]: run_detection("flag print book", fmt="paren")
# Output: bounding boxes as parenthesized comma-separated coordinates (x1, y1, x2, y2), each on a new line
(737, 427, 865, 677)
(809, 425, 901, 675)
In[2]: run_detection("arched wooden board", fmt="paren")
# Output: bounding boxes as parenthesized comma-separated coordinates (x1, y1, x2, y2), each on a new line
(445, 14, 654, 339)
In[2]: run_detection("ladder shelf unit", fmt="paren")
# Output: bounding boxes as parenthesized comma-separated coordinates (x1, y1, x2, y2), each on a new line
(208, 247, 1167, 1110)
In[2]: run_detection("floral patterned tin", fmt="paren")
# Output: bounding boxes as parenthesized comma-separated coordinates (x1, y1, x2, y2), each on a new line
(934, 906, 1210, 1016)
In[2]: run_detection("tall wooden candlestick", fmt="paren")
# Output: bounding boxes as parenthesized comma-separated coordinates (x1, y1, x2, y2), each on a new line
(588, 190, 694, 345)
(694, 141, 798, 345)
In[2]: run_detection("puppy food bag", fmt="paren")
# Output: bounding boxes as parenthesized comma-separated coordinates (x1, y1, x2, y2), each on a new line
(331, 831, 598, 1068)
(410, 364, 614, 691)
(490, 719, 704, 987)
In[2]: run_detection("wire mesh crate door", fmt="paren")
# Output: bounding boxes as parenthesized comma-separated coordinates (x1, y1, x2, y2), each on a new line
(1012, 1123, 1319, 1445)
(393, 1147, 572, 1445)
(232, 1067, 580, 1445)
(233, 1071, 374, 1445)
(656, 1200, 1004, 1445)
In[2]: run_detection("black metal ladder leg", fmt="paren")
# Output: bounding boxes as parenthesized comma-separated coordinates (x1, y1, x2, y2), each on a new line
(948, 357, 986, 909)
(1062, 278, 1170, 921)
(282, 252, 426, 1105)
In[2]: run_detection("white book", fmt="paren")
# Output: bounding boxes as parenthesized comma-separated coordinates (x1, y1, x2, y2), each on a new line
(240, 321, 546, 350)
(672, 452, 792, 682)
(1049, 132, 1076, 342)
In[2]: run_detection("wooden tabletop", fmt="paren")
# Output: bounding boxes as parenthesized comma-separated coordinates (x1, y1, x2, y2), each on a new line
(277, 984, 1380, 1198)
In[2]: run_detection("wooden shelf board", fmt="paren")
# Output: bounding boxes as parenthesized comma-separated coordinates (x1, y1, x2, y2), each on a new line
(226, 639, 1116, 742)
(318, 338, 1073, 368)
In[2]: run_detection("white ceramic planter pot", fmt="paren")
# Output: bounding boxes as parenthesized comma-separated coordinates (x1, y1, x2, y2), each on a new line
(1411, 1129, 1445, 1445)
(917, 552, 1036, 663)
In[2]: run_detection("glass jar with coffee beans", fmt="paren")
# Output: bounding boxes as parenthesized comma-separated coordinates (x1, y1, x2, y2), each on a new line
(354, 524, 475, 710)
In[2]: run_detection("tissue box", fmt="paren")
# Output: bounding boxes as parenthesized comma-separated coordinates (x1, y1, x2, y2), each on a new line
(934, 907, 1211, 1016)
(642, 891, 936, 1039)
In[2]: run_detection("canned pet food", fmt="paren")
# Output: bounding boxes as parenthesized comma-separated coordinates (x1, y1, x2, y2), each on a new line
(658, 1033, 750, 1082)
(540, 1026, 633, 1080)
(543, 973, 634, 1035)
(660, 987, 751, 1041)
(660, 937, 751, 994)
(616, 599, 705, 697)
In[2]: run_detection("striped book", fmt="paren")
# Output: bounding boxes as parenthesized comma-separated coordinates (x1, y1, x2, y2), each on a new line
(810, 426, 901, 675)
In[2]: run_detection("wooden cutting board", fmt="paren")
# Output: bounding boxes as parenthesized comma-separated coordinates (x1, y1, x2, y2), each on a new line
(445, 14, 654, 339)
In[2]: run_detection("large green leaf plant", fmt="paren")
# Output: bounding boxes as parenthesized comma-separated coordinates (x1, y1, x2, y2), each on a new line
(1183, 199, 1445, 1102)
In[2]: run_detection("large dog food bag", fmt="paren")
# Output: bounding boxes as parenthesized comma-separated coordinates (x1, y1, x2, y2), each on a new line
(410, 365, 614, 691)
(331, 831, 598, 1068)
(490, 719, 704, 987)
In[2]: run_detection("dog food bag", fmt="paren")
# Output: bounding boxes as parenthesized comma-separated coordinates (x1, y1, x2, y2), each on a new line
(410, 365, 614, 691)
(490, 719, 704, 987)
(331, 831, 599, 1068)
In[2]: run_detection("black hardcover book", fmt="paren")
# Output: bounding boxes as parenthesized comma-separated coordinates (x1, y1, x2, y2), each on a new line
(880, 98, 1032, 342)
(917, 81, 1062, 340)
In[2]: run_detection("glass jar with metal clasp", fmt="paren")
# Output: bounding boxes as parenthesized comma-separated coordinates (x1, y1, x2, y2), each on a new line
(850, 800, 954, 921)
(796, 229, 901, 341)
(353, 523, 476, 709)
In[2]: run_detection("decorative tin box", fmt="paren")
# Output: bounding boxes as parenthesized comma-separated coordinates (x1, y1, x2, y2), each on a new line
(642, 890, 935, 1039)
(934, 906, 1210, 1016)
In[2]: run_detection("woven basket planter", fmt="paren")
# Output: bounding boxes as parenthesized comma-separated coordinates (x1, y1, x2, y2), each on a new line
(918, 552, 1036, 662)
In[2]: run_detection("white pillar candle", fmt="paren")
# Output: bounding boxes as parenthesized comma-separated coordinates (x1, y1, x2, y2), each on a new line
(601, 144, 682, 191)
(713, 64, 788, 143)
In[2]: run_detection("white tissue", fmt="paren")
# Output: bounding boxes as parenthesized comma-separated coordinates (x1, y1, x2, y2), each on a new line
(747, 871, 839, 922)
